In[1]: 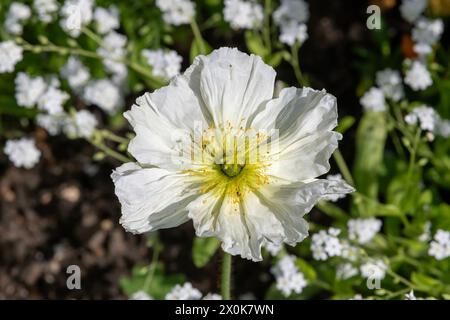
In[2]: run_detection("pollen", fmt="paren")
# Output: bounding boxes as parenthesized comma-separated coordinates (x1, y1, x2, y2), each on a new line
(183, 122, 271, 205)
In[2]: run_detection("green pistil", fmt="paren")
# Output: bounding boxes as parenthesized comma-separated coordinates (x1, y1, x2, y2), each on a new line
(221, 163, 244, 177)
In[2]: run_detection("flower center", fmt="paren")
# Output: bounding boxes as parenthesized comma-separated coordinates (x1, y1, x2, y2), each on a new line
(221, 163, 244, 177)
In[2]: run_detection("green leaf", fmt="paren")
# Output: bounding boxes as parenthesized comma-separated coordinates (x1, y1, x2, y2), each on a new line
(120, 264, 184, 299)
(0, 96, 37, 118)
(411, 272, 443, 293)
(336, 116, 356, 134)
(189, 39, 212, 63)
(353, 111, 388, 216)
(245, 31, 269, 58)
(267, 52, 284, 67)
(192, 237, 220, 268)
(295, 258, 317, 281)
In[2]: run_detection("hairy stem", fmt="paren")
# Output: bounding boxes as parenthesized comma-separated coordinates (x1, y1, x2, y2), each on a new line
(221, 252, 232, 300)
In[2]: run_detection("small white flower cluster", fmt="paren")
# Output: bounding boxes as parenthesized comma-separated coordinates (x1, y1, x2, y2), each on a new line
(405, 290, 417, 300)
(0, 41, 23, 73)
(61, 55, 123, 114)
(164, 282, 221, 300)
(4, 2, 31, 35)
(263, 241, 283, 256)
(340, 243, 361, 262)
(360, 87, 386, 112)
(376, 69, 404, 102)
(60, 0, 94, 37)
(273, 0, 309, 46)
(412, 18, 444, 58)
(360, 259, 387, 280)
(400, 0, 427, 23)
(83, 79, 122, 114)
(404, 105, 439, 132)
(419, 221, 432, 242)
(347, 218, 382, 245)
(271, 255, 307, 297)
(37, 110, 97, 139)
(130, 290, 153, 300)
(4, 138, 41, 169)
(156, 0, 195, 26)
(311, 228, 343, 260)
(34, 0, 59, 23)
(437, 119, 450, 138)
(322, 174, 349, 202)
(61, 56, 91, 91)
(404, 60, 432, 91)
(142, 49, 183, 80)
(94, 5, 120, 35)
(399, 0, 440, 91)
(165, 282, 202, 300)
(63, 110, 98, 139)
(223, 0, 263, 30)
(15, 73, 69, 115)
(336, 262, 358, 280)
(203, 293, 222, 300)
(97, 31, 128, 84)
(404, 105, 449, 139)
(361, 68, 405, 112)
(428, 229, 450, 260)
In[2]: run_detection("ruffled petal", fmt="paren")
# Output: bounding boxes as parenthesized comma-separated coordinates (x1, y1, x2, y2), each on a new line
(255, 178, 355, 245)
(267, 131, 341, 181)
(125, 75, 208, 170)
(189, 47, 276, 128)
(188, 192, 286, 261)
(111, 163, 198, 234)
(252, 87, 341, 181)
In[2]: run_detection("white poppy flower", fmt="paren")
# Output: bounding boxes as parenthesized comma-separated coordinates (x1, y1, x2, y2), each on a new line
(111, 48, 354, 261)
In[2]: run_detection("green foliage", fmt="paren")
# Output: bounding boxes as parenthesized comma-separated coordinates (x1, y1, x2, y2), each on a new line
(120, 264, 185, 300)
(192, 237, 221, 268)
(353, 112, 388, 216)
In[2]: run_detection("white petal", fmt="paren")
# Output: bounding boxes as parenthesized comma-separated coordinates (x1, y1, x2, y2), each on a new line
(252, 87, 341, 181)
(125, 76, 208, 170)
(143, 75, 209, 130)
(268, 131, 341, 181)
(111, 163, 197, 234)
(252, 87, 338, 138)
(188, 192, 286, 261)
(256, 178, 354, 245)
(191, 47, 276, 128)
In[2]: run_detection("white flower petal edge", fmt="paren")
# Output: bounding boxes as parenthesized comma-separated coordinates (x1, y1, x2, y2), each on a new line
(112, 47, 355, 261)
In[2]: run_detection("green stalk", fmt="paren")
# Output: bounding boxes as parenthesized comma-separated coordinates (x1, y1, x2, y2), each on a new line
(333, 149, 355, 186)
(290, 43, 306, 87)
(190, 19, 206, 54)
(263, 0, 272, 53)
(88, 137, 131, 163)
(221, 252, 232, 300)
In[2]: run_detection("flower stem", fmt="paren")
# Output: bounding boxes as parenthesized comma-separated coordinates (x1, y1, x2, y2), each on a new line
(18, 37, 166, 89)
(221, 252, 232, 300)
(190, 19, 206, 55)
(407, 128, 421, 180)
(100, 129, 129, 144)
(333, 148, 355, 186)
(290, 43, 306, 87)
(88, 131, 131, 163)
(143, 239, 161, 292)
(263, 0, 272, 53)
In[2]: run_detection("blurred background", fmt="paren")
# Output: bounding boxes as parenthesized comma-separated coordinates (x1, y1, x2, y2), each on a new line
(1, 0, 449, 299)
